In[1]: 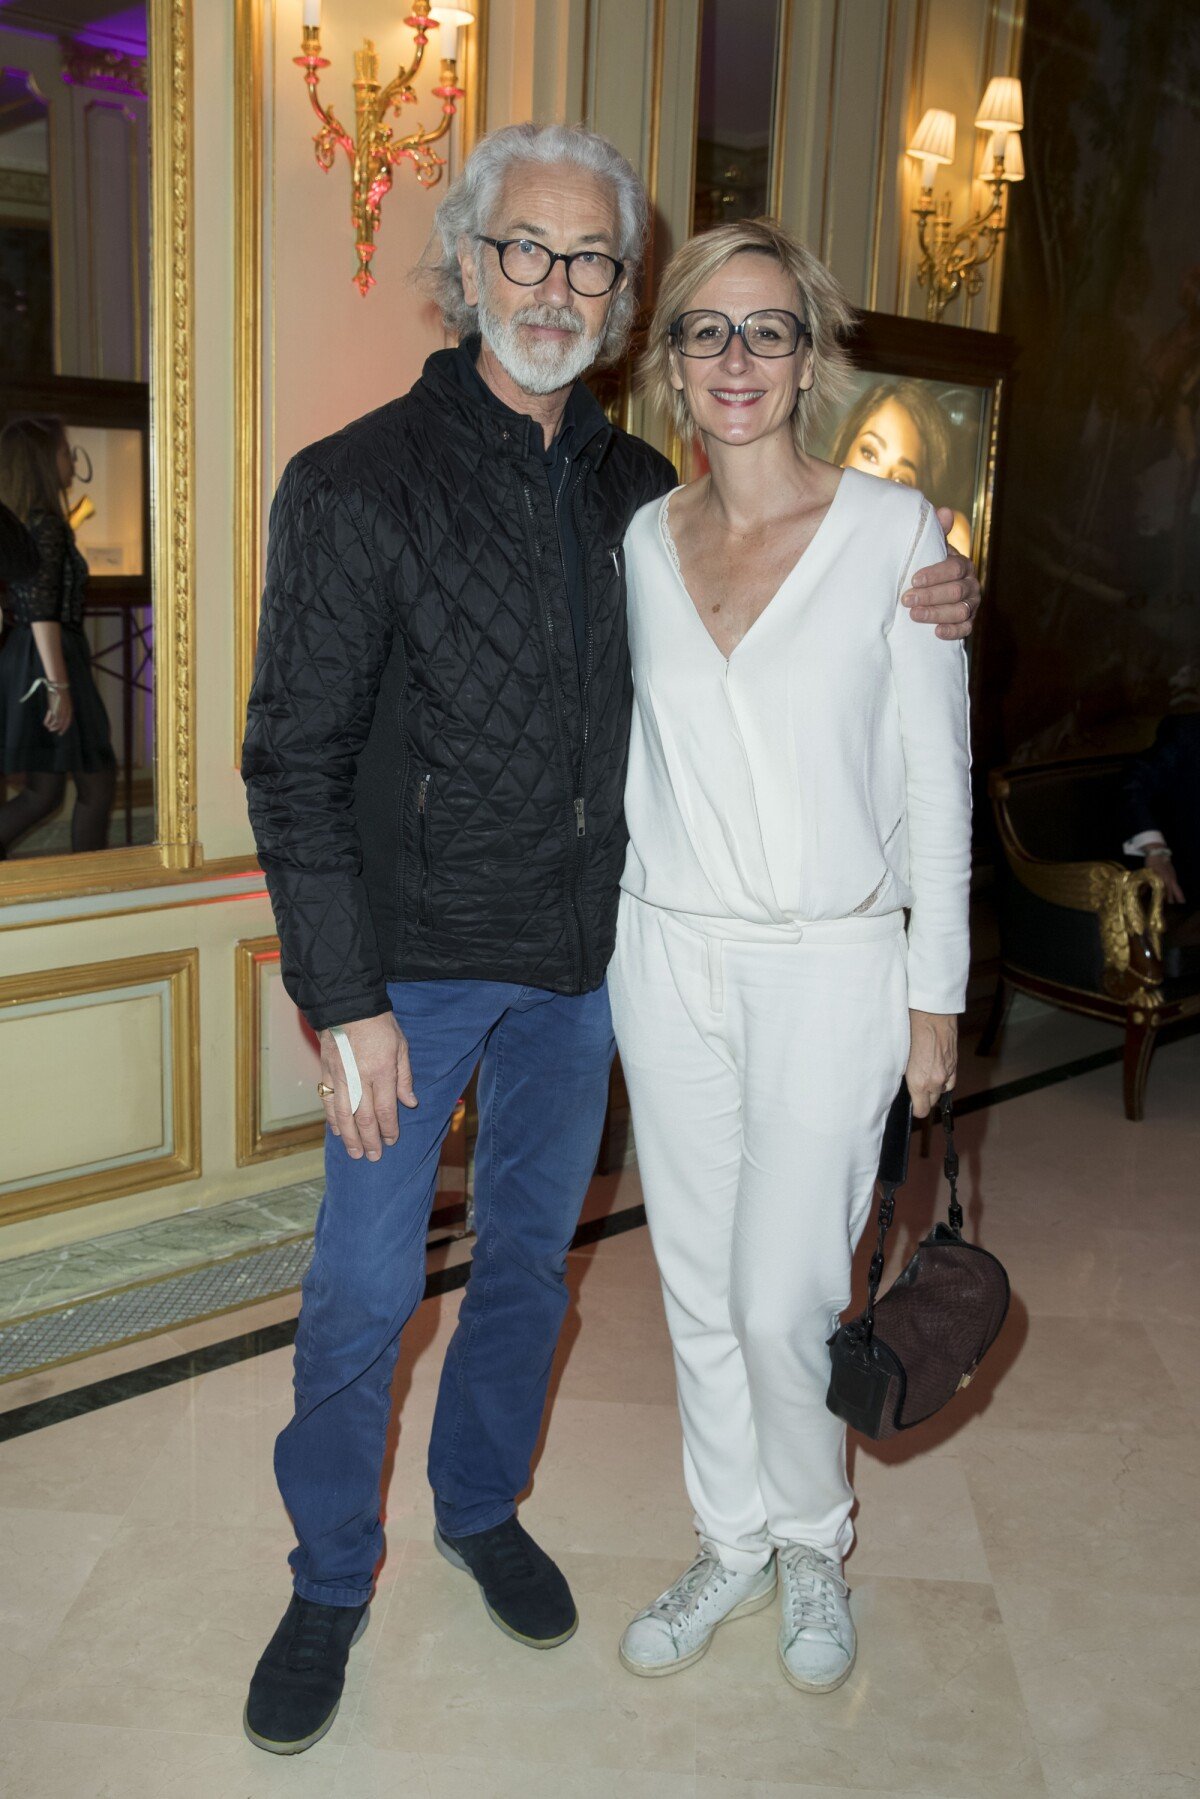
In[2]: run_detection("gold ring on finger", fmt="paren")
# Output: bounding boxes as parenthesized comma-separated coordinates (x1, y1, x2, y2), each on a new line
(317, 1082, 335, 1098)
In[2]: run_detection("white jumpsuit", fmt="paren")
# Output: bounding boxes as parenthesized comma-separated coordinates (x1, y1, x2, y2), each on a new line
(608, 469, 971, 1569)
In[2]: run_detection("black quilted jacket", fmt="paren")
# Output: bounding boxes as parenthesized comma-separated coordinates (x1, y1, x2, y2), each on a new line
(242, 348, 677, 1031)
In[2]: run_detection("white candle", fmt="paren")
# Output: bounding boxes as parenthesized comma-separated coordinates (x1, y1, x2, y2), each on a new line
(302, 0, 321, 28)
(439, 15, 459, 60)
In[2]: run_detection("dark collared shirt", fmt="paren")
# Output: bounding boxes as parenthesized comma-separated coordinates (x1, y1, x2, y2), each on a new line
(452, 342, 592, 675)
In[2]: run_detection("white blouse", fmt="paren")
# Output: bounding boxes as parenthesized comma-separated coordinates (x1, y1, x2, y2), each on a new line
(619, 467, 972, 1014)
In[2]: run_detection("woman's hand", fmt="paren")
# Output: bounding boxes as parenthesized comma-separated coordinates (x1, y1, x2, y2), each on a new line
(906, 1009, 958, 1118)
(44, 684, 73, 735)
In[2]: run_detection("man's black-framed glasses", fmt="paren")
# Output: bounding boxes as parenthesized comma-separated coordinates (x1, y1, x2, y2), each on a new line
(476, 235, 625, 297)
(669, 309, 811, 358)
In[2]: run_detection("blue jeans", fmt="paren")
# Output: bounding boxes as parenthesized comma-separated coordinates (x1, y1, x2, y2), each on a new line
(275, 978, 615, 1607)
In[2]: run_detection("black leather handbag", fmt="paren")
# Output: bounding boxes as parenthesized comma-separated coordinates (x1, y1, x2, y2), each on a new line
(826, 1083, 1010, 1440)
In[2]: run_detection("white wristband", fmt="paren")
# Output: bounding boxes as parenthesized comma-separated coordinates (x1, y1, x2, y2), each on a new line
(331, 1026, 363, 1111)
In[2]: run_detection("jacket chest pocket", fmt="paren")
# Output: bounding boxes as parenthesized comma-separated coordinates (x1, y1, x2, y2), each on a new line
(416, 772, 435, 927)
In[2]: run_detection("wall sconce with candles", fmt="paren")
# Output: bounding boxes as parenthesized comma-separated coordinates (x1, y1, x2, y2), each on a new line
(906, 77, 1025, 324)
(296, 0, 475, 294)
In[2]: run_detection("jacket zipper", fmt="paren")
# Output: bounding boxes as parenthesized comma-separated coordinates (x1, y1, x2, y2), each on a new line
(417, 771, 433, 927)
(521, 474, 586, 988)
(570, 470, 598, 983)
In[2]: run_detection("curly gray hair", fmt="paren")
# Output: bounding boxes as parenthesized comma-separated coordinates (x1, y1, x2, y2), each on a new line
(422, 122, 648, 367)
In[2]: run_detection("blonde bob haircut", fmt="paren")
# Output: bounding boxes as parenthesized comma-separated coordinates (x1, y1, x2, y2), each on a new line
(640, 217, 856, 455)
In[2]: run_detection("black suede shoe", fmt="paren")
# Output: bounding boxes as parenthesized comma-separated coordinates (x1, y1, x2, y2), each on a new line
(435, 1515, 578, 1648)
(243, 1595, 370, 1755)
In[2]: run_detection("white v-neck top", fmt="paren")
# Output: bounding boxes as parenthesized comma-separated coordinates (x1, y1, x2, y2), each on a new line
(619, 467, 972, 1014)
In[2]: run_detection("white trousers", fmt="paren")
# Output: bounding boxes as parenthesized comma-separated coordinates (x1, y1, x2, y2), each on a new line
(608, 894, 910, 1572)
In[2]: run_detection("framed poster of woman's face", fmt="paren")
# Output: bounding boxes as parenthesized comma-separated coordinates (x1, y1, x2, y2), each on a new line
(816, 374, 990, 561)
(814, 312, 1016, 583)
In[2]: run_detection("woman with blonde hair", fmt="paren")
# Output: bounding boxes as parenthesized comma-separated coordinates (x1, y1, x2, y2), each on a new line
(609, 218, 971, 1693)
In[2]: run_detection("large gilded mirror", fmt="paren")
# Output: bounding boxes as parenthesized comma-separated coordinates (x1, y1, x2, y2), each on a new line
(0, 0, 192, 898)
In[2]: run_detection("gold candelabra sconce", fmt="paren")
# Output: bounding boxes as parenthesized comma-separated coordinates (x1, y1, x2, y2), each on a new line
(296, 0, 475, 295)
(906, 77, 1025, 324)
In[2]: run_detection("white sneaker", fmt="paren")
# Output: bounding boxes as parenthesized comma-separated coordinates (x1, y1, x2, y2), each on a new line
(777, 1544, 856, 1693)
(619, 1544, 777, 1677)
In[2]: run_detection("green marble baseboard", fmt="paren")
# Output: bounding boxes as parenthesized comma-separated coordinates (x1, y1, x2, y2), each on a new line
(0, 1182, 327, 1325)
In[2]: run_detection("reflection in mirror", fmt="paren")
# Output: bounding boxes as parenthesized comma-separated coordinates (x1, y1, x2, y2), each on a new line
(0, 66, 50, 374)
(0, 3, 152, 863)
(693, 0, 782, 234)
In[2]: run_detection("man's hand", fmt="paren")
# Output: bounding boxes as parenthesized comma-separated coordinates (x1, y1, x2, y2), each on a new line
(905, 1009, 958, 1119)
(1146, 845, 1186, 905)
(901, 507, 981, 640)
(318, 1011, 417, 1162)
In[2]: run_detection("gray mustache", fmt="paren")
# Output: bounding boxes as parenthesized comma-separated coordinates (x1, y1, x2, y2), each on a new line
(512, 304, 585, 336)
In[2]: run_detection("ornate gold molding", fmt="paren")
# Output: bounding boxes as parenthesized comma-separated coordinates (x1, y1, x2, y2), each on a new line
(0, 949, 200, 1225)
(459, 0, 489, 161)
(233, 0, 265, 763)
(768, 0, 795, 223)
(153, 0, 196, 863)
(235, 936, 324, 1166)
(61, 41, 148, 97)
(865, 0, 899, 312)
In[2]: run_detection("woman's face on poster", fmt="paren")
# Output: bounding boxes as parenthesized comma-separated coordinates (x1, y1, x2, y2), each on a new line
(842, 397, 923, 489)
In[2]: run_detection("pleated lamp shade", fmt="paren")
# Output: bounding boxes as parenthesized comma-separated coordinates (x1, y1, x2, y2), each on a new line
(975, 77, 1024, 133)
(907, 108, 957, 166)
(999, 132, 1025, 181)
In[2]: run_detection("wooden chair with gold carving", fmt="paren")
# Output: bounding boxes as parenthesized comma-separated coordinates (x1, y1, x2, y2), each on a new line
(982, 755, 1200, 1120)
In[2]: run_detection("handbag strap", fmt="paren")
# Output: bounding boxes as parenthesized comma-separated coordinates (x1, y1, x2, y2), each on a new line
(940, 1091, 963, 1232)
(862, 1081, 959, 1337)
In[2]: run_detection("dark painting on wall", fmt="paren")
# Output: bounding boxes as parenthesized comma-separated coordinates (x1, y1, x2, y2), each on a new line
(985, 0, 1200, 769)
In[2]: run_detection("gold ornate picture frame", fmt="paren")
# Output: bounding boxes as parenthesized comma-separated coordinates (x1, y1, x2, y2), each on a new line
(0, 0, 196, 906)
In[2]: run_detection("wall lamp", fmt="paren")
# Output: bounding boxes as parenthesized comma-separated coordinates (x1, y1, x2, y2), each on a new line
(906, 77, 1025, 323)
(297, 0, 475, 294)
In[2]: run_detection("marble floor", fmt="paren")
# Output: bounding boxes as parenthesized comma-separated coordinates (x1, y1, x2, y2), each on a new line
(0, 1004, 1197, 1798)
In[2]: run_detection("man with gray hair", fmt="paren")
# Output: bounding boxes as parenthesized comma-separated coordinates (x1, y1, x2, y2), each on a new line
(241, 121, 979, 1755)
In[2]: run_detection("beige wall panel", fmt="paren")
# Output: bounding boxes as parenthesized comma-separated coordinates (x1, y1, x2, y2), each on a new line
(821, 0, 891, 303)
(774, 1, 837, 252)
(262, 961, 323, 1130)
(585, 0, 658, 175)
(234, 935, 323, 1165)
(0, 894, 321, 1261)
(0, 949, 198, 1227)
(488, 0, 538, 123)
(2, 995, 164, 1187)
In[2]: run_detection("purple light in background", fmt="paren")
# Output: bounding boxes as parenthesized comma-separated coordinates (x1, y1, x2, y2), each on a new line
(78, 8, 149, 58)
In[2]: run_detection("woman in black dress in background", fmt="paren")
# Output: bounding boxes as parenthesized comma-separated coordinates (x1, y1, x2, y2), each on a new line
(0, 417, 116, 856)
(0, 500, 37, 584)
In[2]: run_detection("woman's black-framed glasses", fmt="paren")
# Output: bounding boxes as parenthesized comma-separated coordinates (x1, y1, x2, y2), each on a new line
(669, 310, 811, 358)
(476, 235, 625, 297)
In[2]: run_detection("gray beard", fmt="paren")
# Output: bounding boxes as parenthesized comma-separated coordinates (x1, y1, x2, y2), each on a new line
(476, 292, 602, 396)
